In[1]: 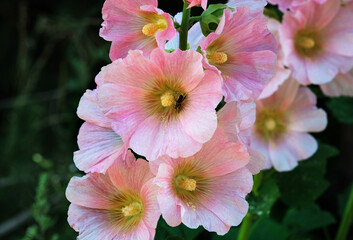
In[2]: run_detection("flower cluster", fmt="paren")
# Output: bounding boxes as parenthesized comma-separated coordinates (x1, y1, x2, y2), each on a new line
(66, 0, 353, 238)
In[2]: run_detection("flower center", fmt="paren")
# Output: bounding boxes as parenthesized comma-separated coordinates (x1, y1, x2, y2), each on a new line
(297, 36, 315, 49)
(207, 51, 228, 64)
(142, 18, 167, 37)
(121, 201, 143, 217)
(160, 91, 176, 107)
(294, 31, 320, 56)
(175, 175, 197, 192)
(255, 110, 286, 140)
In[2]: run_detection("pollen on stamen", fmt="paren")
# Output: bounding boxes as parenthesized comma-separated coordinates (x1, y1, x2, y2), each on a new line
(298, 36, 315, 49)
(142, 19, 167, 37)
(207, 51, 228, 64)
(265, 118, 276, 131)
(121, 202, 142, 217)
(176, 175, 197, 192)
(160, 91, 176, 107)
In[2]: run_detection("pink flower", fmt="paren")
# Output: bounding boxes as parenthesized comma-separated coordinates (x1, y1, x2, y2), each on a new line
(320, 67, 353, 97)
(201, 8, 277, 102)
(217, 102, 265, 174)
(186, 0, 208, 10)
(97, 49, 223, 161)
(279, 0, 353, 85)
(151, 129, 253, 235)
(259, 18, 291, 99)
(66, 152, 160, 240)
(74, 89, 126, 173)
(251, 78, 327, 171)
(100, 0, 176, 60)
(268, 0, 326, 12)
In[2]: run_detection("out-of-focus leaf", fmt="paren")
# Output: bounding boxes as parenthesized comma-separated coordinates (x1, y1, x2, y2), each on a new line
(273, 143, 338, 208)
(248, 179, 280, 216)
(283, 204, 335, 232)
(249, 217, 289, 240)
(155, 218, 203, 240)
(326, 97, 353, 124)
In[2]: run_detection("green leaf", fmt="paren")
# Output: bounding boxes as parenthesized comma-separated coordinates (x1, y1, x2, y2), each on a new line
(249, 217, 289, 240)
(283, 204, 336, 232)
(273, 143, 338, 208)
(326, 97, 353, 124)
(200, 4, 227, 36)
(155, 218, 203, 240)
(248, 179, 280, 216)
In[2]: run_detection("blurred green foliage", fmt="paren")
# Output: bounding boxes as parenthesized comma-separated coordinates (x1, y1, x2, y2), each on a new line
(1, 0, 353, 239)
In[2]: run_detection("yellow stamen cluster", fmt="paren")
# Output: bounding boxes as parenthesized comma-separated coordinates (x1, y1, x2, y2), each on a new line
(207, 51, 228, 64)
(255, 111, 286, 140)
(175, 175, 197, 192)
(142, 19, 167, 36)
(121, 202, 143, 217)
(160, 91, 176, 107)
(297, 36, 316, 49)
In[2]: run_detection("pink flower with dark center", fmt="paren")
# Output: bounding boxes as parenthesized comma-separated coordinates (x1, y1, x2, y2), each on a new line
(74, 89, 126, 173)
(252, 78, 327, 171)
(186, 0, 208, 10)
(279, 0, 353, 85)
(97, 49, 223, 161)
(151, 129, 253, 235)
(201, 8, 277, 102)
(66, 152, 160, 240)
(100, 0, 176, 60)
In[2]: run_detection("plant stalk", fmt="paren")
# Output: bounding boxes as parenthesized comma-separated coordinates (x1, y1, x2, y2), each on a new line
(179, 3, 191, 50)
(335, 183, 353, 240)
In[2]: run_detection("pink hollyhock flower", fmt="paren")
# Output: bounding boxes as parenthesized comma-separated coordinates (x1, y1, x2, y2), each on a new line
(268, 0, 326, 12)
(97, 49, 223, 161)
(251, 78, 327, 171)
(279, 0, 353, 85)
(217, 102, 265, 174)
(66, 152, 160, 240)
(259, 18, 291, 99)
(320, 67, 353, 97)
(201, 8, 277, 102)
(74, 89, 125, 173)
(151, 129, 253, 235)
(100, 0, 176, 60)
(186, 0, 208, 10)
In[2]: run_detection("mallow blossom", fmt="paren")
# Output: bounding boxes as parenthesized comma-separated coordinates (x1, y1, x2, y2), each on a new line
(251, 78, 327, 171)
(74, 89, 125, 173)
(66, 152, 160, 240)
(151, 129, 253, 235)
(100, 0, 176, 60)
(97, 48, 223, 161)
(201, 8, 277, 102)
(279, 0, 353, 85)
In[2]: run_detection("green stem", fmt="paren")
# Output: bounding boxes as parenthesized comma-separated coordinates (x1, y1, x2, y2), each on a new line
(179, 3, 191, 50)
(238, 213, 253, 240)
(335, 183, 353, 240)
